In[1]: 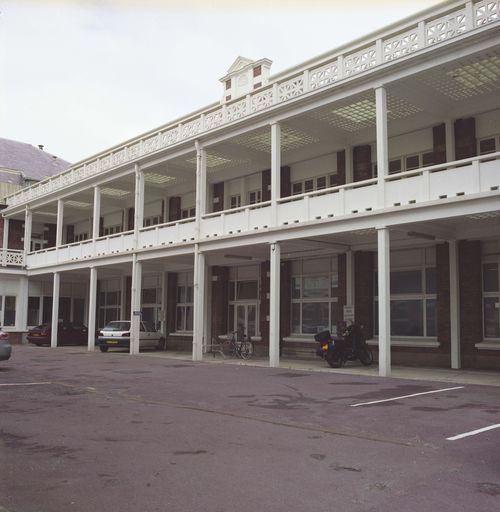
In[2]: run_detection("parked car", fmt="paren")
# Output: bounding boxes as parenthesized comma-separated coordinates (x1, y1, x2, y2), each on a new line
(0, 329, 12, 361)
(27, 323, 89, 346)
(97, 321, 165, 352)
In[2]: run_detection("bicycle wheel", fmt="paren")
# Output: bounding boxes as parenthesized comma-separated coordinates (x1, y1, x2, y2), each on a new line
(239, 341, 253, 360)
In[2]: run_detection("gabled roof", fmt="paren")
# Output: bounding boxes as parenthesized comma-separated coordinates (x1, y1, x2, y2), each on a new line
(226, 56, 254, 75)
(0, 137, 71, 183)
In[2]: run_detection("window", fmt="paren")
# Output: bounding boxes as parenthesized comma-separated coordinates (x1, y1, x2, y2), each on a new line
(98, 281, 121, 328)
(383, 150, 435, 176)
(181, 208, 196, 219)
(28, 296, 41, 327)
(74, 233, 88, 242)
(176, 275, 193, 332)
(103, 225, 122, 236)
(248, 190, 261, 205)
(374, 249, 436, 338)
(479, 136, 497, 155)
(142, 280, 162, 330)
(483, 262, 500, 339)
(405, 155, 420, 171)
(228, 279, 259, 337)
(292, 173, 338, 195)
(292, 182, 303, 195)
(229, 195, 241, 209)
(253, 65, 262, 77)
(1, 296, 16, 327)
(144, 215, 162, 227)
(291, 257, 339, 336)
(225, 79, 231, 90)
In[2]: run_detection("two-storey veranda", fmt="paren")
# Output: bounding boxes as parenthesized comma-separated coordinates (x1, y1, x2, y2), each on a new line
(1, 0, 500, 375)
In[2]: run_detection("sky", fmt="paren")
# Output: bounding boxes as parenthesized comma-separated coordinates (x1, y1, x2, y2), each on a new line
(1, 0, 443, 165)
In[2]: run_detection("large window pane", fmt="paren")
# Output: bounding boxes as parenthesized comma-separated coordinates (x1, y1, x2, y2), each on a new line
(391, 271, 422, 294)
(330, 273, 339, 296)
(73, 298, 85, 324)
(142, 288, 158, 304)
(28, 296, 40, 326)
(237, 281, 258, 300)
(236, 305, 245, 332)
(302, 302, 329, 334)
(176, 307, 185, 331)
(330, 302, 338, 335)
(426, 299, 436, 337)
(425, 268, 436, 294)
(484, 298, 500, 338)
(4, 296, 16, 326)
(185, 306, 193, 331)
(177, 287, 186, 304)
(391, 299, 423, 336)
(291, 277, 301, 299)
(107, 291, 120, 306)
(483, 263, 499, 293)
(247, 305, 256, 337)
(303, 276, 329, 298)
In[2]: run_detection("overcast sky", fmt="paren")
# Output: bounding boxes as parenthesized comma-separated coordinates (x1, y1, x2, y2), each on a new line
(1, 0, 443, 165)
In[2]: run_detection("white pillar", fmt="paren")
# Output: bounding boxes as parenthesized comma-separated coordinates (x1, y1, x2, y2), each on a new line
(1, 217, 8, 266)
(270, 123, 281, 224)
(17, 275, 29, 339)
(130, 255, 142, 355)
(345, 146, 353, 184)
(56, 199, 64, 246)
(269, 242, 281, 367)
(24, 207, 32, 255)
(445, 119, 455, 162)
(195, 142, 207, 237)
(449, 240, 461, 369)
(375, 87, 388, 207)
(377, 227, 391, 377)
(192, 245, 205, 361)
(346, 250, 355, 311)
(51, 272, 60, 348)
(92, 186, 101, 239)
(88, 267, 98, 351)
(134, 164, 145, 247)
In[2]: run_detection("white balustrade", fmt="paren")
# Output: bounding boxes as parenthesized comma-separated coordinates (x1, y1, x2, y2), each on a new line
(1, 249, 24, 267)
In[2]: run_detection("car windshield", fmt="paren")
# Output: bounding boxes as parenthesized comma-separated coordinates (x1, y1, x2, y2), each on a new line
(103, 321, 130, 331)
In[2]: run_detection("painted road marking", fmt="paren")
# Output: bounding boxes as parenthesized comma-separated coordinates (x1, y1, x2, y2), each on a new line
(350, 386, 464, 407)
(0, 382, 52, 387)
(447, 423, 500, 441)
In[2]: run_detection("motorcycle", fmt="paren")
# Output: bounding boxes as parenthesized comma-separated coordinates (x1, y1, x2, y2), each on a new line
(314, 324, 373, 368)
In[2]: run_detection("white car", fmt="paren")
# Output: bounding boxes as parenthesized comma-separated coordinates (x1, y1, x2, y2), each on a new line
(97, 321, 165, 352)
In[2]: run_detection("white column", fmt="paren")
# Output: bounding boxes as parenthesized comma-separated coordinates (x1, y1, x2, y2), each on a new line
(269, 242, 281, 368)
(88, 267, 98, 351)
(130, 255, 142, 355)
(375, 87, 388, 207)
(134, 165, 145, 247)
(270, 122, 281, 224)
(345, 250, 355, 310)
(195, 142, 207, 236)
(1, 217, 8, 266)
(24, 207, 32, 255)
(51, 272, 60, 348)
(445, 119, 455, 163)
(192, 245, 205, 361)
(377, 227, 391, 377)
(56, 199, 64, 246)
(449, 240, 461, 369)
(92, 186, 101, 239)
(345, 146, 353, 184)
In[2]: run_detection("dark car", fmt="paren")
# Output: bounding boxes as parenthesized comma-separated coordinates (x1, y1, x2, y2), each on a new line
(0, 329, 12, 361)
(27, 323, 89, 346)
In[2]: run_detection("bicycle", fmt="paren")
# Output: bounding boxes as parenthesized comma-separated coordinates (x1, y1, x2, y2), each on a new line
(225, 330, 253, 360)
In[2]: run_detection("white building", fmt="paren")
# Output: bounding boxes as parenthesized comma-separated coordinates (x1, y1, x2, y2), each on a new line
(1, 0, 499, 375)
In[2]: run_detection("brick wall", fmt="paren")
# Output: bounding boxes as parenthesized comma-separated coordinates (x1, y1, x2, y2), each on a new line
(433, 123, 447, 164)
(354, 251, 374, 338)
(211, 266, 229, 337)
(454, 118, 477, 160)
(353, 145, 372, 182)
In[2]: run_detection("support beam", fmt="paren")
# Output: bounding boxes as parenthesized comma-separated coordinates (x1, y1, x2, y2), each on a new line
(92, 186, 101, 239)
(56, 199, 64, 246)
(269, 242, 281, 367)
(51, 272, 60, 348)
(270, 123, 281, 224)
(134, 164, 145, 247)
(195, 142, 207, 236)
(130, 255, 142, 355)
(17, 275, 29, 338)
(377, 227, 391, 377)
(88, 267, 98, 351)
(375, 87, 388, 208)
(192, 245, 206, 361)
(449, 240, 461, 369)
(24, 206, 32, 255)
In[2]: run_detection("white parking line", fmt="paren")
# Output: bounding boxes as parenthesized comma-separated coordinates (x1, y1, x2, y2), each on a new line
(447, 423, 500, 441)
(0, 382, 52, 387)
(350, 386, 464, 407)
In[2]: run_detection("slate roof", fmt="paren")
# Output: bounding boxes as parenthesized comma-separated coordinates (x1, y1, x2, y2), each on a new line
(0, 137, 71, 185)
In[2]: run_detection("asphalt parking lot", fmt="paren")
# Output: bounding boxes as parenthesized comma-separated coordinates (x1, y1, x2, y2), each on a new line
(1, 346, 499, 512)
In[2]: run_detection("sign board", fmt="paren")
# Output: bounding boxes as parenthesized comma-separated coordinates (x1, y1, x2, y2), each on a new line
(343, 305, 355, 322)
